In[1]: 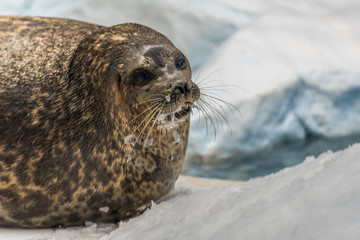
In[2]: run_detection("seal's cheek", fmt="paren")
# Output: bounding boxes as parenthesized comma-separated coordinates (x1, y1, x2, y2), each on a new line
(136, 84, 166, 103)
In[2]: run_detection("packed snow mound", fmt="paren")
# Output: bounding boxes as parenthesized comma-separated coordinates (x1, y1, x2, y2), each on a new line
(1, 143, 359, 240)
(104, 143, 360, 240)
(188, 1, 360, 160)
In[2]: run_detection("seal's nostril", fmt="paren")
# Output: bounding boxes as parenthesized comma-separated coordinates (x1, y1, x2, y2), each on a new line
(176, 85, 185, 95)
(175, 82, 190, 96)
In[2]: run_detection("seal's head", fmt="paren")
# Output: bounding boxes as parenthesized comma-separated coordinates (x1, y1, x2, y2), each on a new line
(108, 24, 200, 125)
(69, 23, 200, 127)
(87, 24, 195, 125)
(120, 44, 199, 118)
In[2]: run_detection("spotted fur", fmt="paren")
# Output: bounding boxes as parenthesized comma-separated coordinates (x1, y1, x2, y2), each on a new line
(0, 16, 199, 228)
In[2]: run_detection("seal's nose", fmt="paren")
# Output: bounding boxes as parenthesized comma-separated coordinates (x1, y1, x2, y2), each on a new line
(175, 82, 191, 97)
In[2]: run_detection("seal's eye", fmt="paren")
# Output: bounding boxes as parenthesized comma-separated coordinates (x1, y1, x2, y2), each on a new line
(176, 58, 186, 70)
(134, 69, 152, 83)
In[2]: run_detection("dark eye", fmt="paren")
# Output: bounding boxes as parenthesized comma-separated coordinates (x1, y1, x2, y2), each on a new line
(134, 69, 152, 83)
(176, 58, 186, 70)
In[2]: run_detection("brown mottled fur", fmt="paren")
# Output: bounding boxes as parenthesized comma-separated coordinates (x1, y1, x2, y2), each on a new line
(0, 16, 199, 228)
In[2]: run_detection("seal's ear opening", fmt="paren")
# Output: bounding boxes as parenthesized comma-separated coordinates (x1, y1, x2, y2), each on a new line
(116, 72, 121, 88)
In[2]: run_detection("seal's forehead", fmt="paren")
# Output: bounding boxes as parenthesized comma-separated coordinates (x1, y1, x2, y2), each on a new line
(110, 23, 174, 45)
(145, 46, 170, 56)
(143, 45, 183, 58)
(143, 46, 171, 67)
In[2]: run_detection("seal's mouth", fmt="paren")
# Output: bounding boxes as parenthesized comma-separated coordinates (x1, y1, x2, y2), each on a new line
(160, 102, 193, 122)
(156, 102, 194, 133)
(174, 102, 192, 120)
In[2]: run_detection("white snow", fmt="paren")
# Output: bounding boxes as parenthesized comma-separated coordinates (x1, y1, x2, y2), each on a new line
(106, 144, 360, 240)
(1, 143, 360, 239)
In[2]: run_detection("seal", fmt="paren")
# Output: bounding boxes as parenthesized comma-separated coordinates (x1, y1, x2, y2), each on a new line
(0, 16, 200, 228)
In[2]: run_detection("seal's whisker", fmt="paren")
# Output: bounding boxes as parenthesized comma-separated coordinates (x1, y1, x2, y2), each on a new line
(194, 101, 210, 138)
(130, 97, 164, 112)
(123, 103, 160, 131)
(143, 94, 166, 101)
(123, 102, 163, 176)
(198, 81, 244, 102)
(198, 98, 224, 132)
(126, 103, 162, 159)
(120, 103, 159, 160)
(200, 101, 217, 140)
(197, 81, 243, 121)
(135, 98, 161, 105)
(199, 97, 232, 134)
(201, 93, 242, 117)
(197, 78, 242, 88)
(122, 104, 160, 155)
(127, 102, 161, 118)
(133, 107, 162, 156)
(155, 104, 166, 158)
(204, 96, 235, 133)
(195, 68, 223, 86)
(144, 103, 164, 137)
(192, 102, 204, 126)
(199, 85, 244, 96)
(127, 102, 161, 140)
(200, 94, 229, 120)
(194, 66, 206, 84)
(199, 87, 231, 94)
(199, 84, 244, 90)
(197, 99, 218, 139)
(131, 97, 163, 110)
(142, 104, 164, 152)
(199, 89, 231, 100)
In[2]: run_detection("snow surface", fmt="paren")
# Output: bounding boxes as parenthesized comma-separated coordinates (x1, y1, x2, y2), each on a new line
(1, 143, 360, 240)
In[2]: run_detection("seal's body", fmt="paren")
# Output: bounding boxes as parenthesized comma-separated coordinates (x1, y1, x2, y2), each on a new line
(0, 16, 199, 228)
